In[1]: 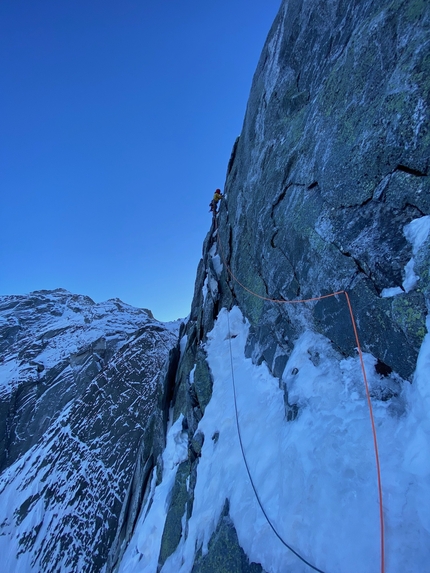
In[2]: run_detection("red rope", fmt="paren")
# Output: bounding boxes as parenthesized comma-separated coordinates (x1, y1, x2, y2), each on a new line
(214, 216, 385, 573)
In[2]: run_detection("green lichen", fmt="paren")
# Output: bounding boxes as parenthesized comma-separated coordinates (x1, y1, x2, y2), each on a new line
(405, 0, 427, 22)
(159, 460, 191, 568)
(418, 266, 430, 298)
(392, 296, 427, 348)
(172, 335, 197, 422)
(239, 272, 266, 326)
(233, 229, 266, 326)
(194, 349, 213, 415)
(191, 501, 264, 573)
(172, 376, 188, 424)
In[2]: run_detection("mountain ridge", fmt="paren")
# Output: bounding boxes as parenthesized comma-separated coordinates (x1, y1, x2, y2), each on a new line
(0, 288, 180, 572)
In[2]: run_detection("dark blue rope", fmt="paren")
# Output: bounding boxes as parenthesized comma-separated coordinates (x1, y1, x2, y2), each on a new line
(226, 310, 329, 573)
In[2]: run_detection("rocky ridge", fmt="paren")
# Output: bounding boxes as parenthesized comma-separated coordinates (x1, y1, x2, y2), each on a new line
(0, 289, 180, 572)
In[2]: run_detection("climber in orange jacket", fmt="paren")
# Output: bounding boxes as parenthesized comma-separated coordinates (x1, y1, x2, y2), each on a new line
(209, 189, 223, 215)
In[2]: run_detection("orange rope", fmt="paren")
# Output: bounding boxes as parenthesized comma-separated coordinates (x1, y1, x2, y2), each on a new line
(213, 215, 385, 573)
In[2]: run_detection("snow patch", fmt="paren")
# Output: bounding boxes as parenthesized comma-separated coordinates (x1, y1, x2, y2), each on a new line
(405, 215, 430, 254)
(159, 307, 430, 573)
(402, 258, 419, 293)
(202, 273, 218, 303)
(380, 286, 404, 298)
(381, 215, 430, 297)
(202, 277, 208, 303)
(117, 416, 188, 573)
(189, 365, 196, 385)
(209, 244, 223, 276)
(179, 335, 188, 355)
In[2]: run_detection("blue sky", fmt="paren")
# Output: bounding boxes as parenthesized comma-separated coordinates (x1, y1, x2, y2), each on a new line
(0, 0, 281, 321)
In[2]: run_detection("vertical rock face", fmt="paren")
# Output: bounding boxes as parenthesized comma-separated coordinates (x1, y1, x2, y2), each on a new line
(221, 0, 430, 381)
(111, 1, 430, 572)
(0, 289, 179, 573)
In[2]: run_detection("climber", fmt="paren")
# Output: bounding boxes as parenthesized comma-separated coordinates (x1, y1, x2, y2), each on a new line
(209, 189, 223, 216)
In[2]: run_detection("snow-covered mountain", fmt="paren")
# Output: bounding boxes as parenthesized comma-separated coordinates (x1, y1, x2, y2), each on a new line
(0, 289, 180, 572)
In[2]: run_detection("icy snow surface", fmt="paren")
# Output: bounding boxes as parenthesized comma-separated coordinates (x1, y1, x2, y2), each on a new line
(382, 215, 430, 297)
(121, 306, 430, 573)
(208, 244, 223, 276)
(116, 416, 188, 573)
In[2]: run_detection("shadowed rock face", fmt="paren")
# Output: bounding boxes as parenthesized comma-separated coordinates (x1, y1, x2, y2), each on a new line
(108, 1, 429, 571)
(218, 0, 430, 381)
(0, 289, 179, 573)
(190, 501, 264, 573)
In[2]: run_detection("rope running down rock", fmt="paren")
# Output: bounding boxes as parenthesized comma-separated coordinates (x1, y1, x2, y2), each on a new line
(214, 215, 385, 573)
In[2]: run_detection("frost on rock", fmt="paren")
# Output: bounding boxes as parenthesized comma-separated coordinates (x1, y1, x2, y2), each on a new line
(382, 215, 430, 297)
(208, 244, 223, 277)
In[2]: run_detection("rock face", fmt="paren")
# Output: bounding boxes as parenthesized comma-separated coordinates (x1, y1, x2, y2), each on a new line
(110, 1, 430, 572)
(0, 289, 179, 573)
(221, 0, 430, 382)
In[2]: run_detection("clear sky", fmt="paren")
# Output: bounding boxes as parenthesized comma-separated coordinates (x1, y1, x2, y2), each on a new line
(1, 0, 281, 321)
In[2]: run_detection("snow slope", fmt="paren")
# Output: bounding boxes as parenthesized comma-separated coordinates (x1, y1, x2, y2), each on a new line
(118, 306, 430, 573)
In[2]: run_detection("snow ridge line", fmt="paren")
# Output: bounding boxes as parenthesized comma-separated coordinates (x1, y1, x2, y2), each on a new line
(214, 216, 385, 573)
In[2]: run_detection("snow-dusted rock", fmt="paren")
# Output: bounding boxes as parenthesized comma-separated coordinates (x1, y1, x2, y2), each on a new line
(0, 289, 179, 573)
